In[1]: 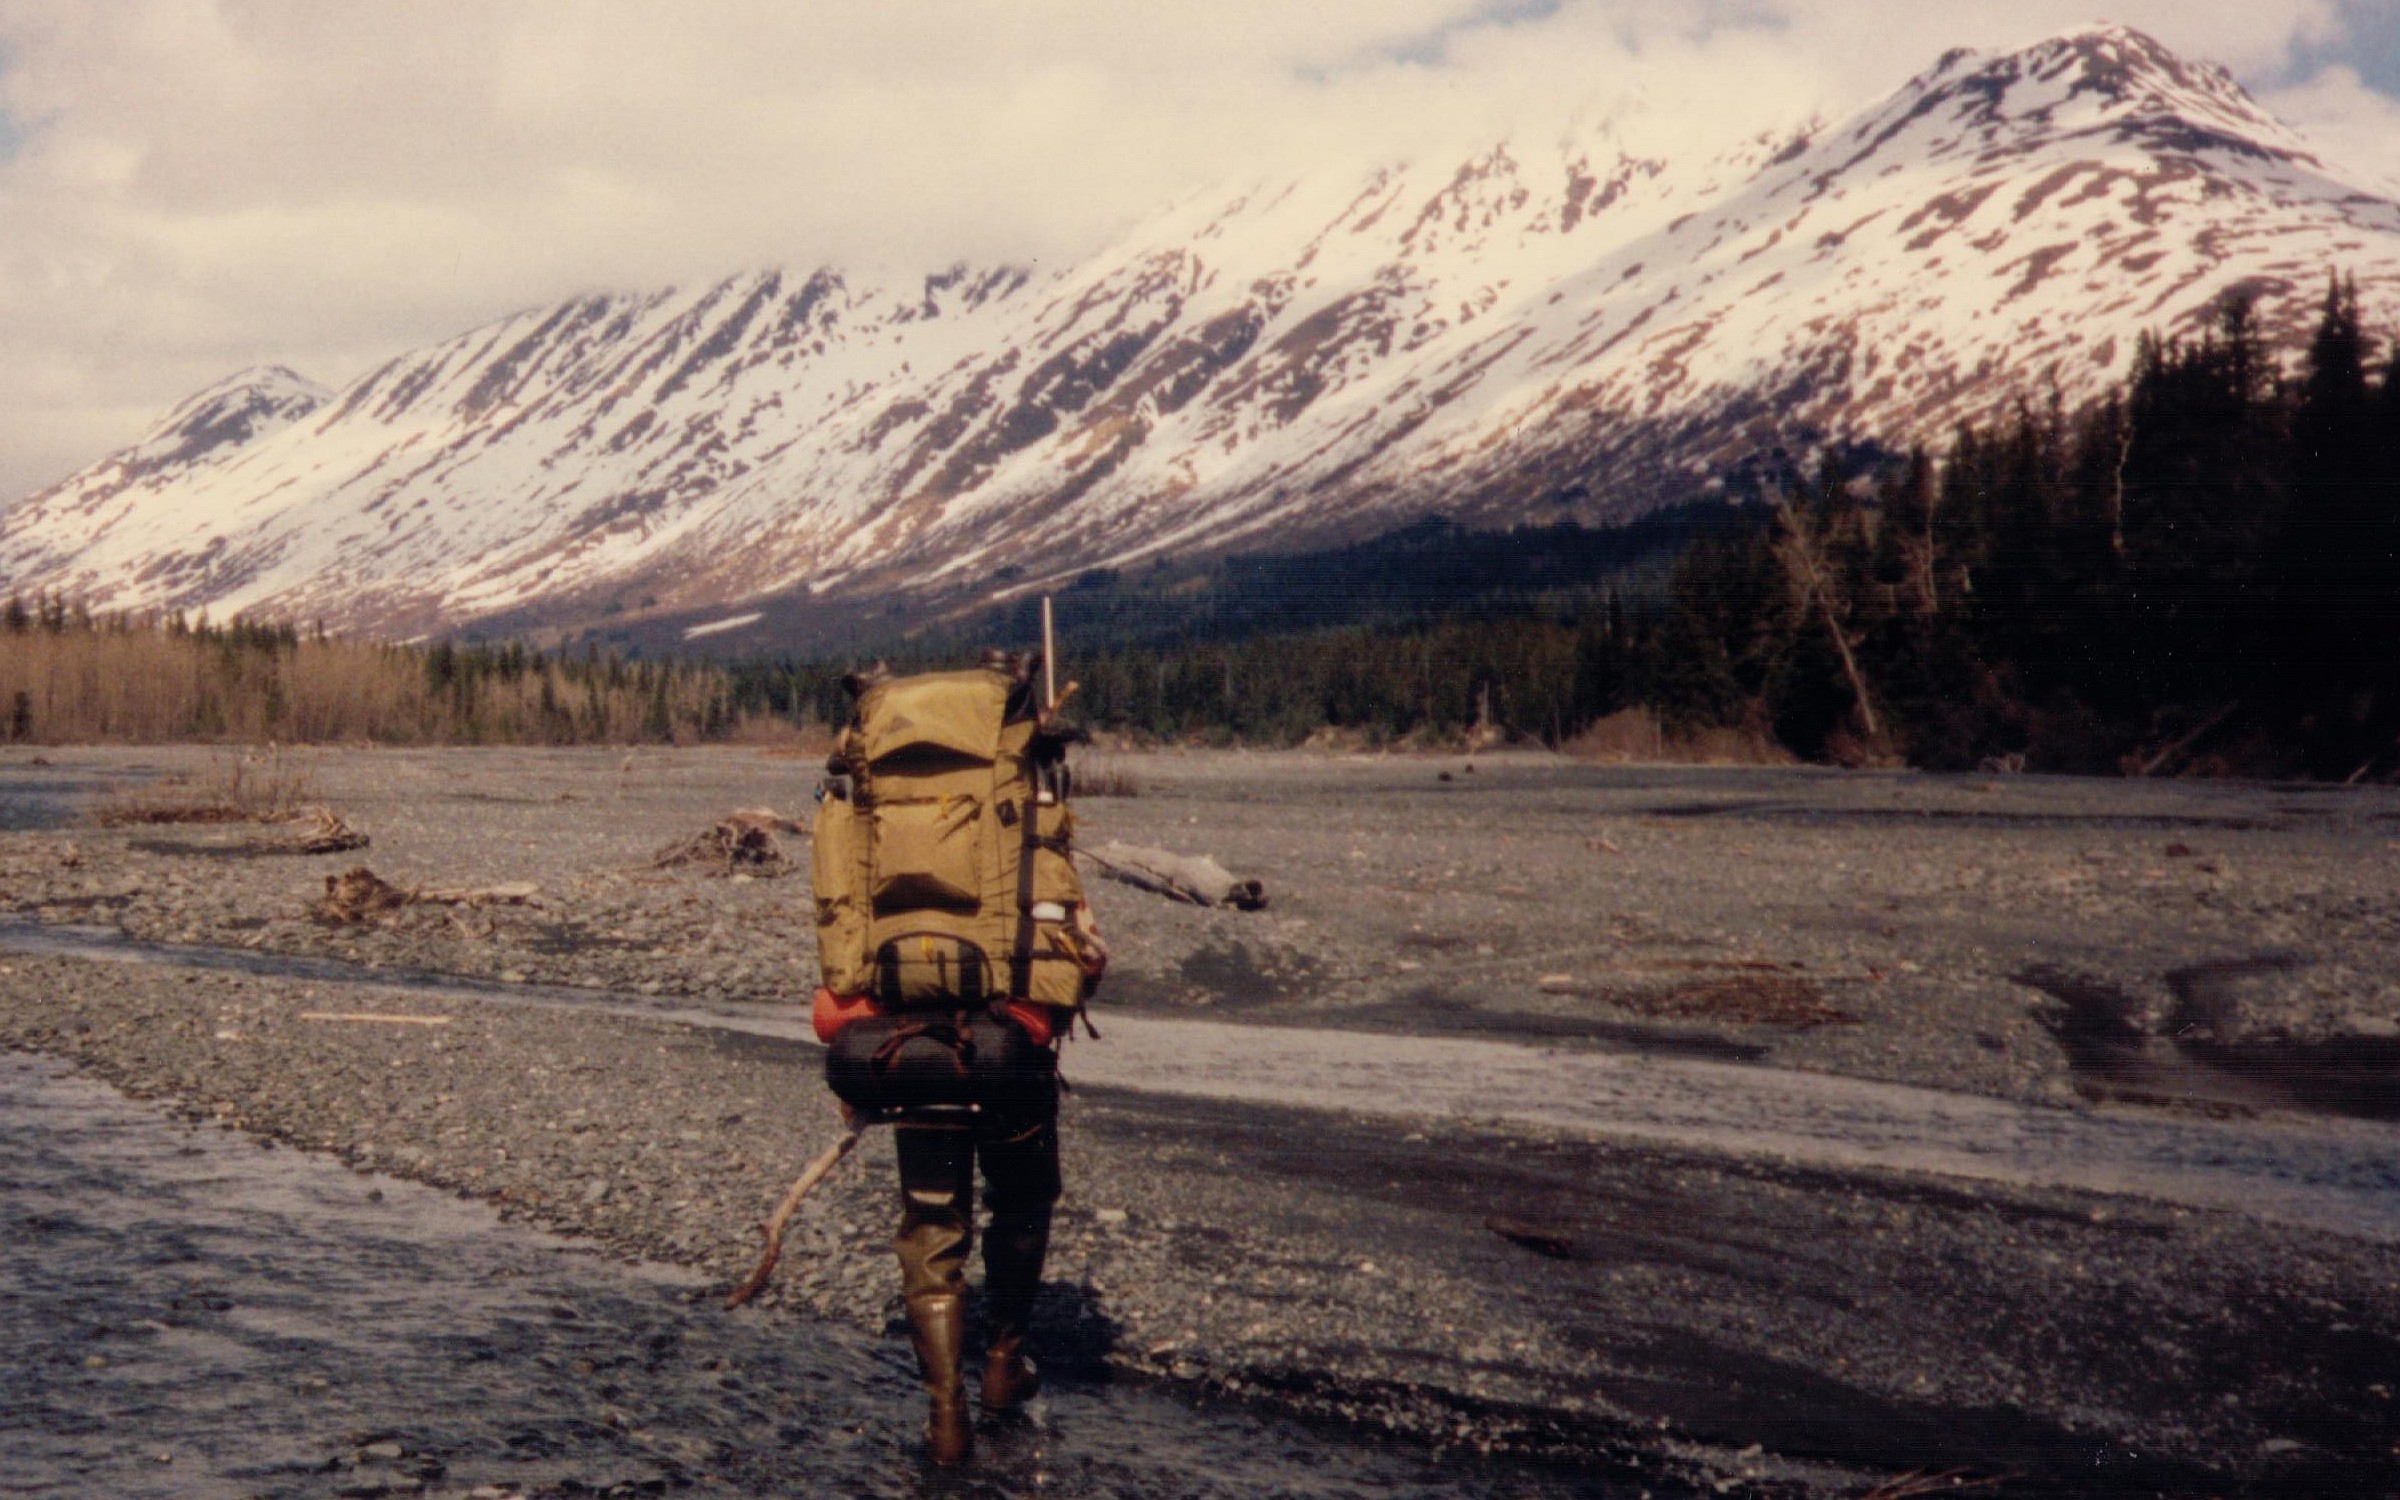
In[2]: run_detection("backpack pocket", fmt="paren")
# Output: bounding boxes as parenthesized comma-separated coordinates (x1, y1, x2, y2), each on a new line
(1023, 921, 1098, 1009)
(1030, 802, 1083, 907)
(811, 796, 873, 995)
(872, 795, 984, 913)
(874, 931, 994, 1009)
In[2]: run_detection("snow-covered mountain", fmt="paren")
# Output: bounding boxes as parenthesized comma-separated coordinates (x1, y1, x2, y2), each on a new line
(8, 24, 2400, 643)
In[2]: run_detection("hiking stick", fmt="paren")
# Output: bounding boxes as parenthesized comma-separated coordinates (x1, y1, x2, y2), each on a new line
(1041, 594, 1057, 710)
(724, 1125, 863, 1309)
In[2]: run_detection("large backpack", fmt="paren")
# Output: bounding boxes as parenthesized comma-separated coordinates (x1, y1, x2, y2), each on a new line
(811, 657, 1099, 1017)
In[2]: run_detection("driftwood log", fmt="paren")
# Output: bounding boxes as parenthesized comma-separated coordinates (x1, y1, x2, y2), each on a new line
(725, 1126, 864, 1309)
(1083, 841, 1266, 910)
(250, 806, 369, 855)
(316, 866, 542, 923)
(1486, 1216, 1577, 1259)
(726, 806, 807, 834)
(416, 880, 541, 905)
(2139, 702, 2242, 778)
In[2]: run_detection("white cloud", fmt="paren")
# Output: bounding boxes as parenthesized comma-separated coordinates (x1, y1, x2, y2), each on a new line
(2262, 62, 2400, 192)
(0, 0, 2388, 501)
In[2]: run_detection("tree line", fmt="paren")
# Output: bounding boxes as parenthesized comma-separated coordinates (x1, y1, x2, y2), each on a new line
(1024, 276, 2398, 775)
(1635, 276, 2400, 774)
(0, 599, 796, 746)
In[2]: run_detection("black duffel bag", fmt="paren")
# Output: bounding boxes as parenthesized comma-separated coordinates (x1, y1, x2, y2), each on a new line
(824, 1008, 1057, 1118)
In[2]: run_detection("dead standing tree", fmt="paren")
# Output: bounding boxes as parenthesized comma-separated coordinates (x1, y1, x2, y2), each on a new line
(1771, 491, 1882, 746)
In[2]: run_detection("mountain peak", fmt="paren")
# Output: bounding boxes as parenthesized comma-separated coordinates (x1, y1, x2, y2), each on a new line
(1856, 21, 2309, 171)
(160, 363, 327, 414)
(2012, 22, 2246, 107)
(119, 365, 331, 480)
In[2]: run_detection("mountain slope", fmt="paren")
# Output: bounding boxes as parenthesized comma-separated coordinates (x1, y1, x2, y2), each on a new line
(6, 24, 2398, 643)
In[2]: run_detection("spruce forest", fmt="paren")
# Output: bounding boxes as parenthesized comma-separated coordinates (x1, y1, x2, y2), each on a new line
(1039, 275, 2400, 778)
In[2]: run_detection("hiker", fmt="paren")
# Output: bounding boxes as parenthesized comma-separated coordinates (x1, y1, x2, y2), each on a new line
(808, 652, 1106, 1465)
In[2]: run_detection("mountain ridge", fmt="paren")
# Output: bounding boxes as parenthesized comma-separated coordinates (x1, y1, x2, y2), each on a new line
(7, 23, 2398, 646)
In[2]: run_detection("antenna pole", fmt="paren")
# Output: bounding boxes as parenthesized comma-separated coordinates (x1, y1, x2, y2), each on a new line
(1041, 595, 1057, 710)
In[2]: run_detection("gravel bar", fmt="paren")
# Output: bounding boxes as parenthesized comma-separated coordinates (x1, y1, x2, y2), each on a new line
(5, 746, 2399, 1495)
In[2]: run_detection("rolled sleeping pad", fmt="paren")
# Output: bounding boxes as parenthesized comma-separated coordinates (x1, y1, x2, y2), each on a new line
(824, 1009, 1057, 1117)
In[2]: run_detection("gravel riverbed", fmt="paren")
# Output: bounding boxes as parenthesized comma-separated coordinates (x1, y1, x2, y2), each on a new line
(4, 746, 2399, 1496)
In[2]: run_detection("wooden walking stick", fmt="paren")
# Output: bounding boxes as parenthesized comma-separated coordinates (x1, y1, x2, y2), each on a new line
(1042, 594, 1057, 711)
(724, 1125, 864, 1309)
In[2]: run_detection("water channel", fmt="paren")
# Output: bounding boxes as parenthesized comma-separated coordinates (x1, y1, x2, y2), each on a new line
(11, 916, 2399, 1244)
(1, 1049, 1609, 1498)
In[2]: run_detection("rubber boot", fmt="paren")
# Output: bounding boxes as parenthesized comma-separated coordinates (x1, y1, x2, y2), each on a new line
(980, 1207, 1050, 1410)
(981, 1317, 1041, 1411)
(893, 1124, 976, 1466)
(906, 1291, 973, 1465)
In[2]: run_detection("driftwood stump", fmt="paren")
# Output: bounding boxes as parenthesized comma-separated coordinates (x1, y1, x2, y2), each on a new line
(650, 807, 806, 875)
(318, 866, 412, 922)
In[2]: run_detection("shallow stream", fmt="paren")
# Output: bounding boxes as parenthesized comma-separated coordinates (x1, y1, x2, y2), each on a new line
(10, 916, 2399, 1243)
(0, 1050, 1610, 1499)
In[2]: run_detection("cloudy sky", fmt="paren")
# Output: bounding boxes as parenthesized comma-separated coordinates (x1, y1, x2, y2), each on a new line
(4, 0, 2398, 501)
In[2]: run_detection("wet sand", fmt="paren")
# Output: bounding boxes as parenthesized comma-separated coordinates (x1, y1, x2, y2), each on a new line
(3, 746, 2399, 1495)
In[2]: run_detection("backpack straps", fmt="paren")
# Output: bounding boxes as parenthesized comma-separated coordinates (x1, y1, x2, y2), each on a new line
(868, 1012, 978, 1079)
(1008, 791, 1039, 1001)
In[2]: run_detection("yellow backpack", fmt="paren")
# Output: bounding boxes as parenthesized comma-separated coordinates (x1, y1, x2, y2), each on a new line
(811, 658, 1099, 1014)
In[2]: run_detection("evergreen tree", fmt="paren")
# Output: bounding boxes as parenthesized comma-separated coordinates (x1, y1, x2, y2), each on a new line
(2276, 272, 2380, 725)
(2119, 294, 2285, 707)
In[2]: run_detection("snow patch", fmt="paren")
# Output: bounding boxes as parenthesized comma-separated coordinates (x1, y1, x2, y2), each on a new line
(682, 611, 763, 640)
